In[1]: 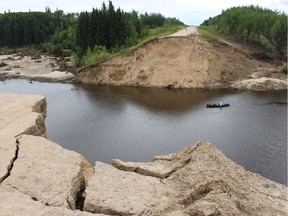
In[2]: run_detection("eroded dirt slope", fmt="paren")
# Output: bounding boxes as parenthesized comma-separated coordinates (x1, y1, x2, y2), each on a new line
(76, 31, 287, 90)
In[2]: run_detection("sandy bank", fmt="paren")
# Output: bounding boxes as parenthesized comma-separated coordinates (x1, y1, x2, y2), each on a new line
(0, 54, 74, 83)
(0, 92, 287, 215)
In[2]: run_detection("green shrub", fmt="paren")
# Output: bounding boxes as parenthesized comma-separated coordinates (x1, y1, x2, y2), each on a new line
(41, 42, 63, 57)
(73, 45, 112, 68)
(51, 44, 63, 57)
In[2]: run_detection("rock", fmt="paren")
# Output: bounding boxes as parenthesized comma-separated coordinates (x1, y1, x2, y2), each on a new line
(0, 185, 107, 216)
(111, 159, 174, 178)
(22, 71, 75, 83)
(83, 161, 170, 215)
(0, 93, 94, 212)
(111, 142, 199, 179)
(0, 54, 75, 83)
(85, 141, 287, 216)
(3, 135, 91, 210)
(0, 93, 46, 183)
(231, 77, 287, 91)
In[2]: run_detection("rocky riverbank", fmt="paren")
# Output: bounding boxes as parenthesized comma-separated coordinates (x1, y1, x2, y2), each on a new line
(0, 54, 74, 83)
(0, 92, 287, 215)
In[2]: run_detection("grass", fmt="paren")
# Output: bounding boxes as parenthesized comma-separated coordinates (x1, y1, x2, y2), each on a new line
(120, 25, 187, 55)
(77, 25, 187, 68)
(197, 26, 218, 41)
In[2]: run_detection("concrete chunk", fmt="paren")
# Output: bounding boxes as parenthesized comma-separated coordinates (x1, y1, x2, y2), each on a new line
(0, 185, 107, 216)
(0, 93, 46, 183)
(111, 141, 201, 179)
(3, 135, 90, 209)
(83, 162, 168, 215)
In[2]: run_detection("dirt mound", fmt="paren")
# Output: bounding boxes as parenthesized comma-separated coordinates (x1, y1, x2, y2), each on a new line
(76, 34, 286, 90)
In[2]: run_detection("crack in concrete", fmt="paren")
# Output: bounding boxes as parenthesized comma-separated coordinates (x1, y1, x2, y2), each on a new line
(75, 181, 86, 210)
(0, 139, 20, 184)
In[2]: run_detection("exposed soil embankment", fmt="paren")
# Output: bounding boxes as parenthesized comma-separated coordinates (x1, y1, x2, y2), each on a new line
(76, 30, 287, 91)
(0, 92, 287, 215)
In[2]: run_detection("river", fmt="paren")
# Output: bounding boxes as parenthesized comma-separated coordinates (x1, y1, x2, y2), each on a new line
(0, 80, 287, 185)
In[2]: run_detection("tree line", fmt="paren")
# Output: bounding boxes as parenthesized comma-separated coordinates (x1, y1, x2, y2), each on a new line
(0, 1, 183, 58)
(75, 1, 183, 55)
(0, 9, 76, 47)
(201, 5, 287, 59)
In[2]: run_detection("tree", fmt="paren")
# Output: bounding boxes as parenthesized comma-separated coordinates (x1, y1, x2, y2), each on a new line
(201, 5, 288, 59)
(76, 11, 89, 52)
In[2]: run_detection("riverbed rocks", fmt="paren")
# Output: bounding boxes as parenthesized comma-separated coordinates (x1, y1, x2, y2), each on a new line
(0, 92, 287, 215)
(0, 54, 74, 83)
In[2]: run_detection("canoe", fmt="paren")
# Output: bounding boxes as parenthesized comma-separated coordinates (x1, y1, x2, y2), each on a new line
(206, 103, 230, 108)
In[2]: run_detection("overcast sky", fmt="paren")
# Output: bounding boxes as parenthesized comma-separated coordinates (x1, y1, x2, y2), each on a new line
(0, 0, 287, 25)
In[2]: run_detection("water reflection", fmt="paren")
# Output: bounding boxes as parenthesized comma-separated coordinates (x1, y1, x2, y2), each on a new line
(80, 84, 238, 112)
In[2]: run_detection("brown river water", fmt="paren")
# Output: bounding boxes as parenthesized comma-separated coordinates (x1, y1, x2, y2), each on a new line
(0, 80, 287, 185)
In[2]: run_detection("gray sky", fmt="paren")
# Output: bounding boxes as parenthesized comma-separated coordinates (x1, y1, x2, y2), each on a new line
(0, 0, 287, 25)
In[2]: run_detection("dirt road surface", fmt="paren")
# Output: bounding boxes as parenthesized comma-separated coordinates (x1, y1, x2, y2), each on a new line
(167, 26, 198, 37)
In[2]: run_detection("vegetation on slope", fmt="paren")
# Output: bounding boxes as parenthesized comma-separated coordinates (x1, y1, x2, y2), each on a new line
(200, 5, 287, 60)
(74, 1, 184, 67)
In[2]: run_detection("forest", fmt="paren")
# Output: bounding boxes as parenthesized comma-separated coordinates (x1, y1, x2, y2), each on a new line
(0, 1, 184, 67)
(201, 5, 287, 60)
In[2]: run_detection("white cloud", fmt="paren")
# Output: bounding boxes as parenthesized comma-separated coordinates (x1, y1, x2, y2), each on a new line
(0, 0, 287, 25)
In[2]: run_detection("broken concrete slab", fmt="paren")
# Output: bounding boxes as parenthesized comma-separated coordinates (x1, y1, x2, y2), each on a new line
(0, 93, 46, 183)
(0, 92, 46, 137)
(85, 141, 287, 216)
(111, 159, 174, 179)
(83, 161, 172, 215)
(111, 141, 200, 179)
(3, 134, 93, 210)
(0, 93, 94, 211)
(168, 142, 288, 216)
(0, 185, 107, 216)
